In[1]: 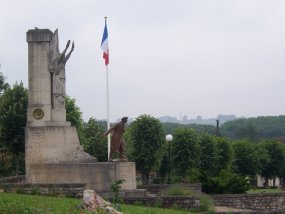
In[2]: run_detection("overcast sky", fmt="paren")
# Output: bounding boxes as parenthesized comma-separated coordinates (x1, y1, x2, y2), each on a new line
(1, 0, 285, 121)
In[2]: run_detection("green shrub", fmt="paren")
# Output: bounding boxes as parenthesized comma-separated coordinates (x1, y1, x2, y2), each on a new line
(199, 194, 215, 213)
(31, 186, 39, 195)
(202, 170, 250, 194)
(154, 198, 162, 208)
(111, 179, 124, 210)
(133, 201, 143, 206)
(65, 191, 75, 198)
(16, 187, 25, 194)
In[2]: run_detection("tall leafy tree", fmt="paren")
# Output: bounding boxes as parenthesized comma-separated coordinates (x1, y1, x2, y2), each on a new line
(128, 114, 165, 186)
(0, 82, 27, 175)
(199, 133, 219, 176)
(215, 137, 233, 172)
(83, 117, 107, 161)
(259, 139, 285, 186)
(232, 139, 261, 177)
(195, 133, 220, 191)
(172, 128, 201, 180)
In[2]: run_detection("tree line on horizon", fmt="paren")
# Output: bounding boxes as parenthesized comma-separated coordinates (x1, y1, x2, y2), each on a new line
(163, 115, 285, 141)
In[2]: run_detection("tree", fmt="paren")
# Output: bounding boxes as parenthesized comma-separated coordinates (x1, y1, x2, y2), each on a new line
(127, 115, 165, 186)
(172, 128, 201, 181)
(83, 117, 107, 161)
(65, 96, 84, 128)
(215, 137, 233, 172)
(232, 140, 261, 177)
(0, 72, 9, 95)
(193, 133, 221, 192)
(0, 82, 28, 175)
(65, 96, 86, 145)
(259, 139, 285, 186)
(199, 133, 219, 177)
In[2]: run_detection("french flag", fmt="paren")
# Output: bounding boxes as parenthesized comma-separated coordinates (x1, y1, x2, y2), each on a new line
(101, 22, 109, 65)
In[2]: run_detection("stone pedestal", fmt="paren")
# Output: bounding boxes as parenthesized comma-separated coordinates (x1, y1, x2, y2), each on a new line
(25, 123, 96, 177)
(26, 162, 137, 193)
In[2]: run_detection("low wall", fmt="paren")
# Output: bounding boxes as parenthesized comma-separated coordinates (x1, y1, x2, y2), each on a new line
(123, 196, 200, 209)
(144, 183, 202, 196)
(0, 183, 85, 198)
(0, 175, 25, 183)
(212, 193, 285, 212)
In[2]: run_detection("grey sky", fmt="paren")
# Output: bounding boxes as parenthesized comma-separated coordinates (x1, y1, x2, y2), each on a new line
(0, 0, 285, 121)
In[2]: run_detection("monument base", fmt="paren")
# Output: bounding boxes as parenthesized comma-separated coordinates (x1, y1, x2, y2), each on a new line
(26, 162, 137, 192)
(25, 124, 96, 170)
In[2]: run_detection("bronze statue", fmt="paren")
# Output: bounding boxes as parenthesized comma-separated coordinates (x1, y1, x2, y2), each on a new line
(104, 117, 128, 161)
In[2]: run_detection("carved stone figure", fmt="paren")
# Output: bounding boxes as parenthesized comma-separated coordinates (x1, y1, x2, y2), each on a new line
(104, 117, 128, 161)
(48, 30, 74, 109)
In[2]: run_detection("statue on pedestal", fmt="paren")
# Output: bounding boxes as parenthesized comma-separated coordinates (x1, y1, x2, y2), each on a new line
(104, 117, 128, 161)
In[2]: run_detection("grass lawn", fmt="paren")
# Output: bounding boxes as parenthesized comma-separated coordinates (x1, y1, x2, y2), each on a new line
(0, 192, 80, 213)
(0, 192, 194, 214)
(247, 188, 285, 194)
(121, 204, 194, 214)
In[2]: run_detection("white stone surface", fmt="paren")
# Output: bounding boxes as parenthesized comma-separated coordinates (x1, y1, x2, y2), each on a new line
(115, 162, 137, 190)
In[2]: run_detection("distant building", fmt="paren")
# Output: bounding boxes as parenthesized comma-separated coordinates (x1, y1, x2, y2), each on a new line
(159, 114, 237, 125)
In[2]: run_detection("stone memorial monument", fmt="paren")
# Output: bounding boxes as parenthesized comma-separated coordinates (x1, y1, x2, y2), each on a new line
(25, 28, 141, 196)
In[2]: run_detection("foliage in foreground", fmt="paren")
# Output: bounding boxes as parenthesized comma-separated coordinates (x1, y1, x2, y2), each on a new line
(0, 192, 81, 214)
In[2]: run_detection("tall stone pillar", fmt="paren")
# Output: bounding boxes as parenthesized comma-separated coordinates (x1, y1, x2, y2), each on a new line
(26, 29, 53, 126)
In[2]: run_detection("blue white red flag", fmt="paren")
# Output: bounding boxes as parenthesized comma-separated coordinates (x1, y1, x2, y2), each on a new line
(101, 22, 109, 65)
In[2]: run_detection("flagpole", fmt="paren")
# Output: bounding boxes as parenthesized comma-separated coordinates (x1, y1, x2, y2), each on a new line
(104, 16, 111, 161)
(106, 64, 111, 161)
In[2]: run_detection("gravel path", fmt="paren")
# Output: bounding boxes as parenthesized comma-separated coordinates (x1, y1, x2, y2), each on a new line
(215, 206, 255, 213)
